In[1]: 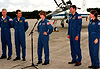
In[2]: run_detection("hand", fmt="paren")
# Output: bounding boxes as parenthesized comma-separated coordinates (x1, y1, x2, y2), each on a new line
(75, 36, 79, 41)
(94, 38, 98, 44)
(43, 32, 47, 35)
(67, 35, 70, 39)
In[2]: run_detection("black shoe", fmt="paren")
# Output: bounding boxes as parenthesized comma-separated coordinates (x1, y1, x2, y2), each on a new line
(0, 56, 7, 59)
(22, 57, 26, 61)
(42, 62, 49, 65)
(88, 66, 95, 68)
(7, 56, 11, 60)
(13, 57, 20, 61)
(37, 61, 42, 64)
(68, 61, 77, 64)
(74, 62, 81, 66)
(93, 66, 100, 69)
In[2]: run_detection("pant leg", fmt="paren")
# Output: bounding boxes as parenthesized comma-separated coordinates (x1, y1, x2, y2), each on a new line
(19, 32, 26, 58)
(70, 36, 77, 62)
(1, 31, 6, 56)
(42, 36, 49, 62)
(89, 41, 95, 66)
(38, 37, 43, 61)
(73, 36, 82, 62)
(92, 42, 99, 67)
(15, 31, 20, 58)
(5, 30, 12, 57)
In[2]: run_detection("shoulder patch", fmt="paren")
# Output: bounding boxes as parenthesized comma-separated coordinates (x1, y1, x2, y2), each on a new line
(47, 22, 51, 25)
(9, 18, 12, 21)
(98, 23, 100, 25)
(78, 16, 82, 19)
(25, 20, 27, 22)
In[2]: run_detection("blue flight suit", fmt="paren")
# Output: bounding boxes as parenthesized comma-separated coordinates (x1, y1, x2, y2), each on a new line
(68, 12, 82, 62)
(13, 17, 29, 58)
(0, 16, 13, 57)
(88, 19, 100, 67)
(37, 18, 53, 62)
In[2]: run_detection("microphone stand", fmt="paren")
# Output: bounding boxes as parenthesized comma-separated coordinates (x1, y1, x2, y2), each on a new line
(21, 19, 39, 69)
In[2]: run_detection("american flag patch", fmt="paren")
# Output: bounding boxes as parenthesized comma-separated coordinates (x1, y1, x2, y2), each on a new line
(98, 23, 100, 25)
(25, 20, 27, 22)
(9, 19, 12, 21)
(47, 22, 51, 25)
(78, 16, 82, 19)
(92, 23, 95, 25)
(43, 23, 45, 25)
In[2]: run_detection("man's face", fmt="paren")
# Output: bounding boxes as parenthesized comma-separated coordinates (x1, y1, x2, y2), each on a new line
(2, 10, 7, 16)
(70, 7, 75, 13)
(16, 11, 22, 18)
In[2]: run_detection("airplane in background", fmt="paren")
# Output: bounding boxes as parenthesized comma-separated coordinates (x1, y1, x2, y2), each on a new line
(46, 0, 90, 29)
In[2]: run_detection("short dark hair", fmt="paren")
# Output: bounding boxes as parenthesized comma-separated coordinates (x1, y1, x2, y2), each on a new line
(70, 5, 77, 10)
(16, 10, 21, 14)
(90, 10, 98, 18)
(39, 11, 46, 17)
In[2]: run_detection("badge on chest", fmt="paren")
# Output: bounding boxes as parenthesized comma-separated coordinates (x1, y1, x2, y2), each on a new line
(92, 22, 95, 25)
(19, 20, 22, 23)
(4, 20, 7, 22)
(43, 23, 45, 25)
(72, 16, 76, 20)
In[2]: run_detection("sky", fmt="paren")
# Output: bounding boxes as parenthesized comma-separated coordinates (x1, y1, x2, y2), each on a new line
(0, 0, 100, 12)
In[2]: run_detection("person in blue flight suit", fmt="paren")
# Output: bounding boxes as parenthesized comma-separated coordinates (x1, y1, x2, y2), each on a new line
(88, 10, 100, 69)
(13, 10, 29, 61)
(67, 5, 82, 66)
(0, 9, 13, 60)
(37, 11, 53, 65)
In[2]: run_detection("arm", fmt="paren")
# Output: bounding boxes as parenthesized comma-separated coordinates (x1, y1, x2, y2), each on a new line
(24, 19, 29, 32)
(9, 18, 13, 28)
(68, 22, 70, 35)
(37, 22, 40, 33)
(96, 21, 100, 39)
(76, 15, 82, 36)
(47, 22, 53, 35)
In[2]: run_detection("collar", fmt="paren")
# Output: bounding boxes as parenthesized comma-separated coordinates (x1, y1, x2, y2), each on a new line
(41, 18, 47, 22)
(72, 12, 77, 16)
(92, 18, 99, 22)
(16, 17, 22, 21)
(2, 16, 7, 20)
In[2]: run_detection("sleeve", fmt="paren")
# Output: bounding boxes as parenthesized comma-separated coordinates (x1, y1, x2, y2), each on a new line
(47, 22, 53, 35)
(96, 21, 100, 39)
(76, 14, 82, 36)
(37, 22, 40, 33)
(24, 18, 29, 32)
(9, 18, 13, 28)
(67, 21, 70, 35)
(0, 18, 1, 27)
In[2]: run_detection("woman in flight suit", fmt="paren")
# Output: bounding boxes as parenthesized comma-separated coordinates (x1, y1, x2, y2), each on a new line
(88, 10, 100, 69)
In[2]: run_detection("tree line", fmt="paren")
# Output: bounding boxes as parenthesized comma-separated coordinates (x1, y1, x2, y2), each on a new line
(0, 10, 51, 19)
(0, 8, 100, 19)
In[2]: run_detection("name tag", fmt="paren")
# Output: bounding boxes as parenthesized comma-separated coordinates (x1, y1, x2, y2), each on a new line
(19, 20, 22, 22)
(4, 20, 7, 22)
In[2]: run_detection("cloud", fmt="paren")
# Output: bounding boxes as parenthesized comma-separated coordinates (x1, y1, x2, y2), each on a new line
(0, 0, 100, 12)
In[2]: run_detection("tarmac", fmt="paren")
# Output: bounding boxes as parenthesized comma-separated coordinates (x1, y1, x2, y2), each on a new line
(0, 18, 99, 69)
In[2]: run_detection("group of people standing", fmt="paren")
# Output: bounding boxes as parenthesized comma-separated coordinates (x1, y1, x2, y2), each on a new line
(0, 5, 99, 69)
(0, 9, 29, 61)
(36, 5, 100, 69)
(67, 5, 100, 69)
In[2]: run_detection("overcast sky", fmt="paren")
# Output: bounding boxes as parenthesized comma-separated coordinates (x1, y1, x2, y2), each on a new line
(0, 0, 100, 12)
